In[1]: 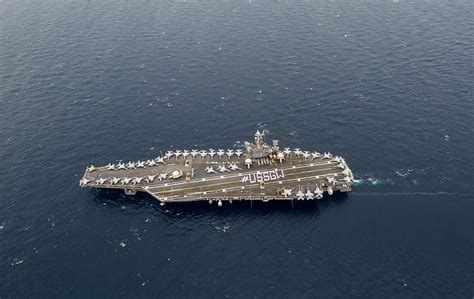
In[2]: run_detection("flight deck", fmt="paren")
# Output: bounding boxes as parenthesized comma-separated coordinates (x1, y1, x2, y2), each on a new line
(80, 131, 354, 206)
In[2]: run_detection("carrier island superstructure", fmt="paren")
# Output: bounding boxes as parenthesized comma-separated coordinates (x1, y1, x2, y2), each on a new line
(80, 131, 354, 206)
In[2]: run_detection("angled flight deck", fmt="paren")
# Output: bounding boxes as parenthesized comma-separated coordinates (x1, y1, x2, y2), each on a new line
(80, 131, 354, 206)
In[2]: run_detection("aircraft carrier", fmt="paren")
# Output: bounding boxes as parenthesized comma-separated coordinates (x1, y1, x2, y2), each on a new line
(80, 131, 354, 206)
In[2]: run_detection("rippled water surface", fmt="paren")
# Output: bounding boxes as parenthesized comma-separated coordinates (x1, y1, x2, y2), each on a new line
(1, 0, 473, 297)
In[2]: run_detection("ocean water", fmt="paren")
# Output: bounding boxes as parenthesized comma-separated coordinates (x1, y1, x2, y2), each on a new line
(1, 0, 473, 297)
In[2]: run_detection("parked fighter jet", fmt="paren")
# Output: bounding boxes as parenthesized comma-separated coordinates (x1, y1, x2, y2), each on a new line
(79, 178, 90, 186)
(283, 148, 292, 156)
(293, 148, 302, 157)
(96, 178, 107, 185)
(311, 151, 321, 160)
(305, 189, 314, 200)
(226, 149, 234, 159)
(174, 150, 182, 159)
(158, 173, 168, 181)
(191, 149, 199, 158)
(87, 165, 96, 172)
(146, 159, 156, 167)
(296, 189, 305, 200)
(302, 151, 311, 160)
(155, 156, 165, 164)
(323, 152, 333, 159)
(314, 186, 323, 199)
(205, 166, 217, 174)
(126, 162, 136, 169)
(200, 150, 208, 158)
(165, 151, 174, 159)
(145, 175, 156, 183)
(110, 177, 121, 185)
(136, 161, 146, 168)
(283, 188, 293, 198)
(182, 150, 189, 158)
(235, 149, 243, 158)
(117, 162, 126, 170)
(229, 163, 241, 171)
(326, 177, 336, 185)
(106, 163, 116, 170)
(121, 177, 132, 185)
(208, 149, 216, 158)
(132, 177, 143, 185)
(218, 165, 230, 172)
(217, 149, 225, 158)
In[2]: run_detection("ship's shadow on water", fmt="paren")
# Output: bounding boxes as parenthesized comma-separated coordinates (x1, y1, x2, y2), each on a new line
(90, 188, 349, 215)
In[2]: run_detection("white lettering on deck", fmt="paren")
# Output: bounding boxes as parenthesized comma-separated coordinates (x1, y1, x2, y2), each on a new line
(240, 170, 284, 184)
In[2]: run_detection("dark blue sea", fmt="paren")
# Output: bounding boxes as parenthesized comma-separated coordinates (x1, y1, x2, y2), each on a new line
(1, 0, 473, 297)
